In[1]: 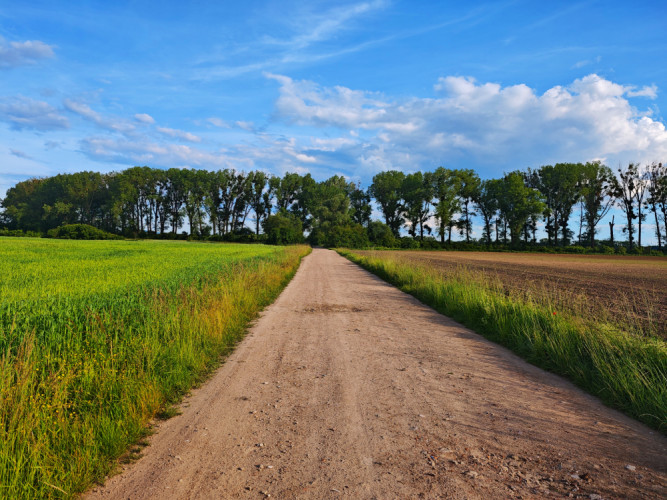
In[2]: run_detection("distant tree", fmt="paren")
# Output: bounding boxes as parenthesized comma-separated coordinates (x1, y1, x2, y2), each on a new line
(634, 165, 649, 248)
(645, 162, 666, 249)
(431, 167, 460, 243)
(580, 161, 615, 247)
(1, 178, 46, 231)
(497, 172, 544, 246)
(274, 172, 302, 212)
(369, 170, 405, 237)
(164, 168, 186, 234)
(293, 173, 317, 231)
(263, 210, 303, 245)
(474, 179, 500, 245)
(612, 163, 641, 248)
(367, 221, 397, 247)
(348, 183, 372, 227)
(454, 169, 480, 242)
(552, 163, 585, 245)
(401, 171, 433, 241)
(248, 171, 269, 235)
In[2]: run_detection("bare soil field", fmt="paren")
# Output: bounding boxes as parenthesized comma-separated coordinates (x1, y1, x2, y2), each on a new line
(87, 249, 665, 499)
(366, 250, 667, 337)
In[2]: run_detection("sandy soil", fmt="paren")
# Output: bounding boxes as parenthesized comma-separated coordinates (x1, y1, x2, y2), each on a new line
(374, 250, 667, 336)
(86, 249, 666, 499)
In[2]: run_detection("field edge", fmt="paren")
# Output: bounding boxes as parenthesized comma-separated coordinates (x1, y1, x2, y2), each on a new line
(337, 249, 667, 435)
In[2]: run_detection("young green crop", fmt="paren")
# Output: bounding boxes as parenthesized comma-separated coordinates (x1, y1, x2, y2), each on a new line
(0, 238, 310, 499)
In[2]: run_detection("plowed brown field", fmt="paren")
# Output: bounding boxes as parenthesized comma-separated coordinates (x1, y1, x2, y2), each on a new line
(356, 250, 667, 337)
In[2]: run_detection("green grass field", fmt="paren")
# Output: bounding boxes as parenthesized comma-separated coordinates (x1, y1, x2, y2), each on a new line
(339, 249, 667, 434)
(0, 238, 310, 499)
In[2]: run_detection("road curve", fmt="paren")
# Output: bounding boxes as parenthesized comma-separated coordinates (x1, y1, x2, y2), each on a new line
(87, 248, 666, 499)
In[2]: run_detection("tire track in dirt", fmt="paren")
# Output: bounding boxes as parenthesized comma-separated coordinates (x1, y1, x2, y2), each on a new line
(87, 249, 666, 499)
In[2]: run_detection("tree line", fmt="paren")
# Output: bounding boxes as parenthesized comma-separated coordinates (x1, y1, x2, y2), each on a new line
(1, 162, 666, 250)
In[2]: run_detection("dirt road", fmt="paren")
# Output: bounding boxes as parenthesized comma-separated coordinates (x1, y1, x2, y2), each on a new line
(87, 249, 666, 499)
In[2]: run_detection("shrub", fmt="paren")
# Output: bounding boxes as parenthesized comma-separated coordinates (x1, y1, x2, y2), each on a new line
(263, 212, 304, 245)
(366, 221, 397, 248)
(46, 224, 122, 240)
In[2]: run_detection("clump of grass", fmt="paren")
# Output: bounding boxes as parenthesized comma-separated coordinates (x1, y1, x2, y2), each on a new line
(339, 249, 667, 433)
(0, 239, 310, 499)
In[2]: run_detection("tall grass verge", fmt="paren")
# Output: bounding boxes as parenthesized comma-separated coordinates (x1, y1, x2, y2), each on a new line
(0, 240, 310, 499)
(339, 249, 666, 433)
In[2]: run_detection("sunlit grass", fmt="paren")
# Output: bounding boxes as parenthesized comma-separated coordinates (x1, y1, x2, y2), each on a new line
(339, 249, 667, 433)
(0, 238, 310, 499)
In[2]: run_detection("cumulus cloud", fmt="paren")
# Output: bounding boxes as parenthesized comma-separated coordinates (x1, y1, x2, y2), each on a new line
(134, 113, 155, 124)
(0, 96, 69, 130)
(268, 73, 667, 171)
(0, 37, 54, 68)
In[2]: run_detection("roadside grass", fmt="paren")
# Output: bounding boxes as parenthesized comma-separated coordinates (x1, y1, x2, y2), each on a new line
(0, 238, 310, 499)
(338, 249, 667, 433)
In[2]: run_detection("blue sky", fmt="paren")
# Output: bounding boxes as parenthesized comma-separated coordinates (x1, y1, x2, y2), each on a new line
(1, 0, 667, 240)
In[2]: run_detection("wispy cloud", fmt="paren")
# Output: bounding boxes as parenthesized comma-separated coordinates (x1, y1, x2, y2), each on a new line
(63, 99, 135, 133)
(9, 148, 35, 160)
(274, 0, 388, 50)
(193, 1, 388, 80)
(627, 84, 658, 99)
(0, 96, 69, 130)
(0, 37, 55, 68)
(207, 117, 230, 128)
(134, 113, 155, 124)
(156, 126, 202, 143)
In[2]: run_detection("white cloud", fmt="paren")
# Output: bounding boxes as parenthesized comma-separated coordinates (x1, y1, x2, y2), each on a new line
(64, 99, 135, 133)
(207, 117, 230, 128)
(9, 148, 35, 160)
(80, 137, 231, 168)
(0, 37, 54, 68)
(0, 96, 69, 130)
(134, 113, 155, 124)
(156, 126, 202, 143)
(627, 84, 658, 99)
(268, 73, 667, 172)
(282, 0, 388, 50)
(235, 120, 255, 132)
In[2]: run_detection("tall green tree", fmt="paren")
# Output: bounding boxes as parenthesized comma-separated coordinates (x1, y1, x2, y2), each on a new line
(580, 161, 615, 247)
(454, 169, 480, 242)
(474, 179, 500, 245)
(248, 171, 269, 235)
(369, 170, 405, 237)
(348, 183, 372, 227)
(612, 163, 641, 248)
(646, 162, 666, 249)
(401, 171, 433, 241)
(497, 172, 544, 246)
(552, 163, 585, 245)
(431, 167, 460, 243)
